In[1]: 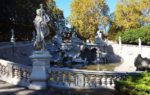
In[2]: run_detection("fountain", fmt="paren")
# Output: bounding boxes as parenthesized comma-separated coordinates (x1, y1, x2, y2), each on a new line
(0, 3, 143, 92)
(47, 26, 117, 69)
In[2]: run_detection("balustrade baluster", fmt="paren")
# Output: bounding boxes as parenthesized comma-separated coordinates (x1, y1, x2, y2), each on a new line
(64, 72, 69, 86)
(109, 75, 114, 86)
(95, 76, 101, 87)
(20, 69, 23, 78)
(22, 70, 27, 80)
(115, 75, 121, 81)
(20, 69, 23, 79)
(111, 75, 115, 87)
(0, 64, 2, 74)
(58, 72, 63, 85)
(14, 67, 18, 78)
(1, 65, 3, 75)
(52, 71, 58, 84)
(17, 68, 21, 78)
(106, 75, 112, 87)
(84, 75, 89, 87)
(89, 75, 96, 87)
(5, 66, 8, 75)
(22, 70, 26, 78)
(4, 66, 8, 75)
(12, 67, 15, 77)
(2, 66, 5, 75)
(27, 70, 30, 82)
(8, 65, 13, 78)
(101, 75, 106, 87)
(76, 73, 84, 87)
(70, 72, 75, 87)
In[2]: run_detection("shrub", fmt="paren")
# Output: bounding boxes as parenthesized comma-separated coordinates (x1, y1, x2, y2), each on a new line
(115, 26, 150, 45)
(115, 72, 150, 95)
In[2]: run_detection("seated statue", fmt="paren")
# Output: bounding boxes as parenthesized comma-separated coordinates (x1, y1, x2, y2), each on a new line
(134, 54, 150, 71)
(34, 4, 50, 51)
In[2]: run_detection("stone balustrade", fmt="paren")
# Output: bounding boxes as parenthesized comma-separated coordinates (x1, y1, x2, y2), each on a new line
(49, 67, 141, 89)
(0, 59, 142, 90)
(0, 59, 31, 87)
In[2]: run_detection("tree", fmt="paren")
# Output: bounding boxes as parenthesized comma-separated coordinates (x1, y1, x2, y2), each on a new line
(0, 0, 46, 41)
(0, 0, 65, 41)
(140, 0, 150, 25)
(114, 0, 150, 30)
(114, 0, 142, 30)
(46, 0, 65, 39)
(98, 4, 110, 33)
(69, 0, 109, 41)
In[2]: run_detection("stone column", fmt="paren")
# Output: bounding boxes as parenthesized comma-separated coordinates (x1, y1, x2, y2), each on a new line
(96, 49, 100, 71)
(76, 73, 84, 87)
(118, 36, 122, 52)
(138, 38, 142, 54)
(29, 50, 51, 90)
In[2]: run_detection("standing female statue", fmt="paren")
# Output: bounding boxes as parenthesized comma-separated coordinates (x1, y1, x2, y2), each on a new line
(34, 4, 50, 51)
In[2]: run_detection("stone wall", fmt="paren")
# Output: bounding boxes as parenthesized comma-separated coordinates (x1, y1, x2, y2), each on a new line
(109, 42, 150, 71)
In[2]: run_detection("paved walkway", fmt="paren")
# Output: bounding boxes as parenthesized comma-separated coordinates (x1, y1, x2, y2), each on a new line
(0, 81, 118, 95)
(0, 81, 49, 95)
(114, 50, 137, 72)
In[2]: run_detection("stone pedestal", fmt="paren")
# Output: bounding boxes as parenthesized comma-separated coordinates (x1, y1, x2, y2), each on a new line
(29, 50, 51, 90)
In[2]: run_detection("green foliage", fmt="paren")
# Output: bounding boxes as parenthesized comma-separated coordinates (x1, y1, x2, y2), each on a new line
(114, 0, 150, 30)
(115, 71, 150, 95)
(107, 0, 150, 41)
(46, 0, 65, 39)
(0, 0, 65, 41)
(116, 26, 150, 45)
(107, 21, 123, 40)
(0, 0, 46, 41)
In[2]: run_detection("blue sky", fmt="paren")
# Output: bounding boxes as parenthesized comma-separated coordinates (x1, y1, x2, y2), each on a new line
(56, 0, 117, 18)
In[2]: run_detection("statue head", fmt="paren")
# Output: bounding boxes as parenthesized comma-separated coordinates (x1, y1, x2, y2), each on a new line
(36, 9, 41, 16)
(36, 4, 45, 16)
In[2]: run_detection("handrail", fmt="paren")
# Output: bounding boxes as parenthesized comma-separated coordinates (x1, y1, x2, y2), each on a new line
(48, 67, 142, 89)
(0, 59, 31, 87)
(0, 59, 142, 89)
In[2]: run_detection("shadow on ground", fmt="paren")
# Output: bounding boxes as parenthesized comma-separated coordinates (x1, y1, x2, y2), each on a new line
(0, 81, 121, 95)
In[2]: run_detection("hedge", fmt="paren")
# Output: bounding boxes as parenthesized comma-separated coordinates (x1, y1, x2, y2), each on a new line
(115, 26, 150, 45)
(115, 72, 150, 95)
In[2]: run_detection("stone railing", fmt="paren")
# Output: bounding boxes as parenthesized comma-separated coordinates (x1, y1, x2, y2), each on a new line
(49, 67, 141, 89)
(0, 59, 31, 87)
(0, 59, 142, 90)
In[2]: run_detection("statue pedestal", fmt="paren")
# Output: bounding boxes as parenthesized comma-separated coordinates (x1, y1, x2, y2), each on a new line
(29, 50, 51, 90)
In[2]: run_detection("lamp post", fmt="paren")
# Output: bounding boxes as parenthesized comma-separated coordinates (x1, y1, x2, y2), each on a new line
(10, 29, 15, 56)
